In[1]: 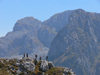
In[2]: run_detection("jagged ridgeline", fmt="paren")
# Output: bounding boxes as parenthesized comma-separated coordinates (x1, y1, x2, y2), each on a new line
(0, 9, 100, 75)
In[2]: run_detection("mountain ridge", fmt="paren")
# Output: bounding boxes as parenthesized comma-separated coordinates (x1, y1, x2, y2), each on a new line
(0, 9, 100, 75)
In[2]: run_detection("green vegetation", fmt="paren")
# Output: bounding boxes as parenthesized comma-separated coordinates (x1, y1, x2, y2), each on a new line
(45, 67, 64, 75)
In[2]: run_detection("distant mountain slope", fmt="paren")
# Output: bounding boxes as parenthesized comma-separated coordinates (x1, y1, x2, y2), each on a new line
(0, 10, 73, 57)
(0, 17, 54, 57)
(48, 9, 100, 75)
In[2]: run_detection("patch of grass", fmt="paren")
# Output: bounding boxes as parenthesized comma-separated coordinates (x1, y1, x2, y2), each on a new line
(45, 67, 64, 75)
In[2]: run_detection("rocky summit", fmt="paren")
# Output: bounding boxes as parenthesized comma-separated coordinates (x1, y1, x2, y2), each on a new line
(0, 54, 75, 75)
(0, 9, 100, 75)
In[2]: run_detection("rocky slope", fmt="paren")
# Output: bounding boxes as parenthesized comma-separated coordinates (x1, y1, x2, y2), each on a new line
(43, 10, 72, 32)
(48, 9, 100, 75)
(0, 17, 55, 57)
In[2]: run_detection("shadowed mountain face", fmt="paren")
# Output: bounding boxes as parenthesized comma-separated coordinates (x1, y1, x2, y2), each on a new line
(0, 9, 100, 75)
(48, 10, 100, 75)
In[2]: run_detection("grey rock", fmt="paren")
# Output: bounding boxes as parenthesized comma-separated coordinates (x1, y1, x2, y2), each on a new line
(48, 9, 100, 75)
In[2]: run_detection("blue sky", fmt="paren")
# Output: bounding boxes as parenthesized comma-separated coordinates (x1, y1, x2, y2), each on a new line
(0, 0, 100, 37)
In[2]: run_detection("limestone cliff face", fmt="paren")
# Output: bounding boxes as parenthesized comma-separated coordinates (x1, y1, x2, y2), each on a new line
(48, 9, 100, 75)
(0, 17, 52, 57)
(43, 10, 72, 32)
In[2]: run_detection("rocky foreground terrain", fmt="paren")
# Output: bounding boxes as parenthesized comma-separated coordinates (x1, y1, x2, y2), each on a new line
(0, 54, 75, 75)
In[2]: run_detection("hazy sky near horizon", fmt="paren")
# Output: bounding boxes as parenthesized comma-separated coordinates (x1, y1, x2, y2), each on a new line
(0, 0, 100, 37)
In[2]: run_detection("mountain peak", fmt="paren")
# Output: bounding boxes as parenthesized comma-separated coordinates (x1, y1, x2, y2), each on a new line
(75, 9, 85, 12)
(17, 17, 41, 24)
(13, 17, 41, 31)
